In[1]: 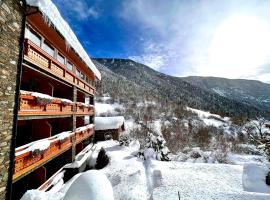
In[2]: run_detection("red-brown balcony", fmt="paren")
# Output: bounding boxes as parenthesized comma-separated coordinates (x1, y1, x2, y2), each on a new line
(75, 124, 94, 143)
(19, 91, 94, 118)
(23, 39, 95, 95)
(13, 125, 94, 182)
(76, 102, 94, 115)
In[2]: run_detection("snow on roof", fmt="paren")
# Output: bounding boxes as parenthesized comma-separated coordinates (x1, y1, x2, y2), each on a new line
(25, 0, 101, 80)
(95, 116, 125, 131)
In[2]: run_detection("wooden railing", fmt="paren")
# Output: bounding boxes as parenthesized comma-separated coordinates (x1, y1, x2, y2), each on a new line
(13, 125, 94, 182)
(23, 39, 95, 95)
(19, 91, 94, 117)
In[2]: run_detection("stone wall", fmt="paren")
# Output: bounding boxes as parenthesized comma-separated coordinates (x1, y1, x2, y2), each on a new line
(0, 0, 23, 199)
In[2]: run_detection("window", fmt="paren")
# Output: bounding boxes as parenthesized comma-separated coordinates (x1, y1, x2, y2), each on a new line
(86, 77, 89, 84)
(81, 72, 85, 80)
(26, 27, 41, 47)
(43, 41, 54, 57)
(76, 69, 81, 77)
(67, 61, 73, 71)
(57, 53, 65, 65)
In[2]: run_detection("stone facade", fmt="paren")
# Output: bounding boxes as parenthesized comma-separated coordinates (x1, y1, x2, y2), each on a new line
(0, 0, 23, 199)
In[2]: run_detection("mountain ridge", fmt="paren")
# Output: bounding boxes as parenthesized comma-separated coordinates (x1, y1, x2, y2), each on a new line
(93, 58, 269, 117)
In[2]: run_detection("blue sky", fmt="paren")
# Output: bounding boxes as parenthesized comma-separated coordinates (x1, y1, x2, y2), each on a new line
(53, 0, 270, 83)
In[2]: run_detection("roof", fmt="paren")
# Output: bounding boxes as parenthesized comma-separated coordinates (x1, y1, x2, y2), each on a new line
(25, 0, 101, 80)
(95, 116, 125, 131)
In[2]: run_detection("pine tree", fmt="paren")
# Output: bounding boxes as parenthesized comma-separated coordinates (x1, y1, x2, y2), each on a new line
(140, 132, 170, 161)
(95, 147, 110, 169)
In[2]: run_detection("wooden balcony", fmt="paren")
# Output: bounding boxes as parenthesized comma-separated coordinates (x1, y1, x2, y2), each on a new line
(23, 39, 95, 95)
(19, 91, 94, 118)
(13, 125, 94, 182)
(76, 102, 94, 115)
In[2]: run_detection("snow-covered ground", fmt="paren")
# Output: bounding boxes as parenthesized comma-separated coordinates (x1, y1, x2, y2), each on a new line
(21, 140, 270, 200)
(92, 141, 270, 200)
(101, 141, 270, 200)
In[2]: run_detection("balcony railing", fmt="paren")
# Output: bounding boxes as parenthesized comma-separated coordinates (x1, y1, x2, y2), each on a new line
(13, 124, 94, 182)
(19, 91, 94, 117)
(23, 39, 95, 95)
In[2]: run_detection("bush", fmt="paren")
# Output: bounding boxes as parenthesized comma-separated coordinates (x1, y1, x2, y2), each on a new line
(95, 148, 110, 169)
(211, 136, 231, 163)
(119, 135, 131, 146)
(139, 132, 171, 161)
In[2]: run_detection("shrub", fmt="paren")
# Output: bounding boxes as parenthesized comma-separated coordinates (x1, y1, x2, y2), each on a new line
(95, 148, 110, 169)
(119, 135, 131, 146)
(211, 136, 231, 163)
(139, 132, 171, 161)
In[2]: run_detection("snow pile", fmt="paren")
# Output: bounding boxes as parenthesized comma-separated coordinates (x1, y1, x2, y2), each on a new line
(60, 99, 73, 105)
(65, 143, 94, 169)
(129, 140, 140, 154)
(57, 131, 72, 141)
(76, 124, 94, 132)
(90, 140, 149, 199)
(242, 163, 270, 193)
(16, 139, 51, 156)
(28, 140, 51, 152)
(63, 170, 113, 200)
(25, 0, 101, 80)
(31, 92, 53, 100)
(95, 116, 124, 131)
(95, 102, 124, 116)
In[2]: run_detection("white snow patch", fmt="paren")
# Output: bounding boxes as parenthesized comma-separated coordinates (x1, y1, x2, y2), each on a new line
(95, 116, 124, 130)
(95, 102, 123, 116)
(31, 92, 53, 100)
(63, 170, 113, 200)
(57, 131, 72, 141)
(242, 163, 270, 193)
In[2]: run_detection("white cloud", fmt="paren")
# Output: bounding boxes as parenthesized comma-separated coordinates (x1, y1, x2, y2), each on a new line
(121, 0, 270, 83)
(129, 42, 166, 70)
(63, 0, 99, 20)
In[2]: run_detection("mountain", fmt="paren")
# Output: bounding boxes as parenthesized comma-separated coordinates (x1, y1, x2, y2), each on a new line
(182, 76, 270, 112)
(93, 58, 267, 117)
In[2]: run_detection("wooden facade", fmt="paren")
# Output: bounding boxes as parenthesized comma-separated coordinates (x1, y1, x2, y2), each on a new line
(12, 9, 98, 199)
(95, 124, 125, 142)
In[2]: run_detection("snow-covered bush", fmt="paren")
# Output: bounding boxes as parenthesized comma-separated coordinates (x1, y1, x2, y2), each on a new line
(95, 148, 110, 169)
(119, 134, 131, 147)
(210, 136, 231, 163)
(232, 143, 263, 155)
(139, 132, 170, 161)
(258, 139, 270, 161)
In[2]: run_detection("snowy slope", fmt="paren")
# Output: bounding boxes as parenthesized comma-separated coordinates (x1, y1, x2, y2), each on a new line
(94, 141, 270, 200)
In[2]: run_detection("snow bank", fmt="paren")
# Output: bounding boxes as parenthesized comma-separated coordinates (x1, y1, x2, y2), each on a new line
(25, 0, 101, 80)
(65, 143, 94, 169)
(60, 99, 73, 104)
(57, 131, 72, 141)
(63, 170, 114, 200)
(16, 139, 51, 156)
(129, 140, 140, 154)
(76, 124, 94, 132)
(242, 163, 270, 193)
(95, 102, 123, 116)
(31, 92, 53, 100)
(95, 116, 124, 130)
